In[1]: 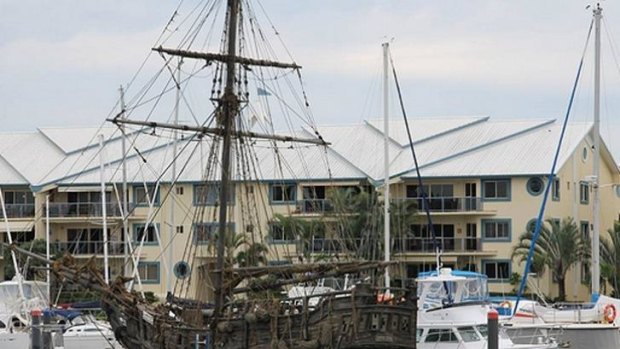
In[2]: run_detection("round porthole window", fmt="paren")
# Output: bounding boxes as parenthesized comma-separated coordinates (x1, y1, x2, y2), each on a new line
(174, 261, 191, 279)
(527, 177, 544, 196)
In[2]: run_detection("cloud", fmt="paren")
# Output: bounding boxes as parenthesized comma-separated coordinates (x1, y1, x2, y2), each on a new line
(0, 29, 161, 75)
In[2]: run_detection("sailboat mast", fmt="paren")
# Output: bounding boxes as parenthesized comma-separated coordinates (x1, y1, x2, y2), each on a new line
(168, 59, 181, 294)
(99, 134, 109, 284)
(213, 0, 240, 319)
(120, 86, 131, 279)
(382, 42, 391, 292)
(591, 4, 602, 297)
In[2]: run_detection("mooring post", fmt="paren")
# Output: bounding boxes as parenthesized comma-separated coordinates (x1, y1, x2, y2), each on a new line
(42, 309, 52, 349)
(31, 308, 42, 349)
(488, 308, 499, 349)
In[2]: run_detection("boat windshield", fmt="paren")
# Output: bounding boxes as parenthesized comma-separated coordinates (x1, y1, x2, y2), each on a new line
(0, 282, 49, 302)
(417, 270, 488, 309)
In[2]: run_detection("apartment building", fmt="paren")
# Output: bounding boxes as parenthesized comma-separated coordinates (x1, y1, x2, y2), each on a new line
(0, 117, 618, 302)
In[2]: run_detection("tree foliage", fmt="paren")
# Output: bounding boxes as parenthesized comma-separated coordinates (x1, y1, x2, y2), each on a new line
(512, 217, 589, 301)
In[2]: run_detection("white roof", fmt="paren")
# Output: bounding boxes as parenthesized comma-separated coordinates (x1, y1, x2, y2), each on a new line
(0, 117, 616, 189)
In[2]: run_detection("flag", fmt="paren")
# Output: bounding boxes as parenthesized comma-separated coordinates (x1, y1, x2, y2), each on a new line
(257, 87, 271, 96)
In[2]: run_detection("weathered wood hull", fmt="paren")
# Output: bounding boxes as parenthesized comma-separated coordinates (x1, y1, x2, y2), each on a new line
(104, 285, 418, 349)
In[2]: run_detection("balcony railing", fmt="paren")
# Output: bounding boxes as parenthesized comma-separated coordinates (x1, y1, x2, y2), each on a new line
(47, 202, 135, 218)
(304, 237, 482, 254)
(398, 197, 483, 212)
(55, 241, 126, 255)
(3, 204, 35, 218)
(295, 199, 334, 214)
(393, 237, 482, 253)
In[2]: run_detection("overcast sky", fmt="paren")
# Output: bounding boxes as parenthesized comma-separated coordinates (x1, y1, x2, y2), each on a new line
(1, 1, 620, 159)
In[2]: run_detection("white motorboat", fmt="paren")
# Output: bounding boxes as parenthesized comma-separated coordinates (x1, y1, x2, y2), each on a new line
(416, 268, 558, 349)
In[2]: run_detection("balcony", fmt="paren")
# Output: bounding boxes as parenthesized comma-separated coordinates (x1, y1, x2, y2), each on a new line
(47, 202, 134, 218)
(3, 204, 35, 218)
(398, 197, 483, 213)
(55, 241, 127, 256)
(393, 237, 482, 253)
(304, 237, 483, 254)
(295, 199, 334, 214)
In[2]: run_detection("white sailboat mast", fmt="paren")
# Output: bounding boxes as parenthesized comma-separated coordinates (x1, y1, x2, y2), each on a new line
(591, 4, 602, 296)
(168, 59, 181, 294)
(383, 42, 391, 292)
(99, 134, 110, 284)
(120, 86, 131, 279)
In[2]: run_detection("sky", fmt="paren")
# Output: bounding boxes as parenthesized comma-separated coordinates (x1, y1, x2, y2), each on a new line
(1, 1, 620, 160)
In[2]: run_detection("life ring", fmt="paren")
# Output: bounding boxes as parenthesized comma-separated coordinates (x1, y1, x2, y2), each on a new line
(604, 304, 617, 323)
(499, 301, 512, 309)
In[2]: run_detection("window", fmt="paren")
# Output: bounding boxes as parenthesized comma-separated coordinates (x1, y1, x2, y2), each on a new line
(173, 261, 191, 279)
(482, 179, 510, 201)
(134, 185, 160, 206)
(482, 260, 510, 281)
(134, 224, 158, 245)
(552, 177, 560, 201)
(175, 186, 184, 195)
(482, 219, 511, 241)
(3, 190, 34, 205)
(526, 177, 544, 196)
(4, 230, 35, 243)
(409, 224, 455, 251)
(65, 228, 108, 254)
(269, 183, 296, 204)
(424, 329, 458, 343)
(194, 222, 234, 244)
(176, 225, 184, 234)
(458, 327, 481, 342)
(269, 223, 296, 243)
(137, 262, 160, 284)
(194, 184, 235, 206)
(579, 181, 589, 204)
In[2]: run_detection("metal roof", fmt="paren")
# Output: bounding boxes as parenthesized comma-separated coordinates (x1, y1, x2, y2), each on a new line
(0, 131, 65, 184)
(0, 117, 615, 190)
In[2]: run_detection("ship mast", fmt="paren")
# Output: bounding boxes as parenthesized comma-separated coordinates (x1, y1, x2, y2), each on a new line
(108, 0, 327, 326)
(213, 0, 240, 321)
(591, 3, 602, 297)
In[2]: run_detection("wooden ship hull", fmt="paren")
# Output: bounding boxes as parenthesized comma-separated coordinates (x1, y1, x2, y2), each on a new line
(103, 282, 417, 349)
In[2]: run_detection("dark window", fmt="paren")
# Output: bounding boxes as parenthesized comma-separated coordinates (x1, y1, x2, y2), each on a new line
(579, 182, 589, 204)
(134, 185, 160, 205)
(482, 179, 510, 200)
(482, 220, 511, 240)
(270, 184, 296, 203)
(134, 224, 158, 244)
(194, 223, 234, 244)
(483, 261, 510, 280)
(527, 177, 544, 196)
(552, 177, 560, 201)
(194, 184, 235, 206)
(269, 223, 296, 243)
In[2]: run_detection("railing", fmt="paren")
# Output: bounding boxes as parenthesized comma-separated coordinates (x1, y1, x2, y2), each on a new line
(294, 197, 483, 214)
(55, 241, 126, 255)
(47, 202, 135, 218)
(295, 199, 334, 214)
(398, 197, 483, 212)
(393, 237, 482, 253)
(3, 204, 35, 218)
(304, 237, 482, 254)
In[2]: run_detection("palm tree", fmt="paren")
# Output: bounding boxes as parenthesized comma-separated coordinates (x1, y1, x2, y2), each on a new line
(512, 217, 589, 301)
(236, 242, 268, 267)
(601, 221, 620, 296)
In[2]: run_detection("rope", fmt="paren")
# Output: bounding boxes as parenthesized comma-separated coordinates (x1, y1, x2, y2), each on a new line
(389, 49, 443, 269)
(513, 17, 594, 315)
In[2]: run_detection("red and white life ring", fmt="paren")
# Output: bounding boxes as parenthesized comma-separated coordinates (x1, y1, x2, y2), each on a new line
(603, 304, 617, 323)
